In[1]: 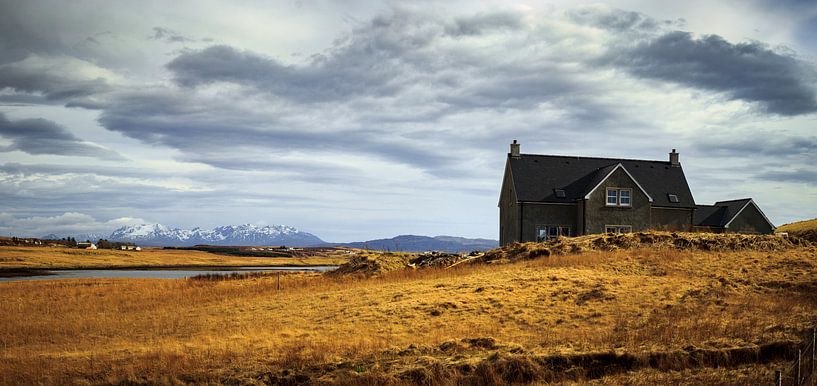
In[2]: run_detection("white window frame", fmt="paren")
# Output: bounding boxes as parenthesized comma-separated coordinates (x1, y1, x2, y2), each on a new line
(536, 225, 573, 242)
(606, 188, 618, 206)
(605, 187, 632, 207)
(605, 225, 632, 234)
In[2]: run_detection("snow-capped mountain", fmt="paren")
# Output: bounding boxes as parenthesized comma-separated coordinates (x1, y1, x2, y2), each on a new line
(41, 232, 107, 242)
(107, 223, 325, 246)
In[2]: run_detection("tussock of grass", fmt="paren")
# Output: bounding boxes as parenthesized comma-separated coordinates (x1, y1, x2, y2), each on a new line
(482, 231, 808, 263)
(1, 243, 816, 384)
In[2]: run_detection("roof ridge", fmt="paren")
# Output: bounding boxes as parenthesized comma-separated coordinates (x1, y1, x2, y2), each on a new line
(714, 198, 753, 204)
(517, 153, 669, 164)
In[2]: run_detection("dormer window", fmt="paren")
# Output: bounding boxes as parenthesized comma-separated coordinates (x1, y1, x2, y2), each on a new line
(606, 188, 632, 207)
(554, 189, 566, 198)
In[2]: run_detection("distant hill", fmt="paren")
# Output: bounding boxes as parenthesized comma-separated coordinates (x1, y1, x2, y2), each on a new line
(334, 234, 498, 253)
(44, 224, 326, 247)
(37, 224, 498, 251)
(777, 218, 817, 242)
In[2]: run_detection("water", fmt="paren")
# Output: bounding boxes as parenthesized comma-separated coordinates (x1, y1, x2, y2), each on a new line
(0, 266, 337, 282)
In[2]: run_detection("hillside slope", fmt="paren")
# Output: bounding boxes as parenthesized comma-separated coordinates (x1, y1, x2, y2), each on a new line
(777, 218, 817, 242)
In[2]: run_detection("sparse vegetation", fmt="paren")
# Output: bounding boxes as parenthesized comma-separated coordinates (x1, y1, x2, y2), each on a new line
(0, 233, 815, 384)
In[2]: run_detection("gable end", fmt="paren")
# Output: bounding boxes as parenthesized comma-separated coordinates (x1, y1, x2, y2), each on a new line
(583, 163, 654, 202)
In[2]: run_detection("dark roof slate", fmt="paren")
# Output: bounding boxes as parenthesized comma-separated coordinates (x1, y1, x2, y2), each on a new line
(694, 198, 753, 227)
(507, 153, 696, 208)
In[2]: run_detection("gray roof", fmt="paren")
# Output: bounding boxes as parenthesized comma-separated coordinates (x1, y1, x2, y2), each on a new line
(694, 198, 753, 227)
(506, 153, 696, 208)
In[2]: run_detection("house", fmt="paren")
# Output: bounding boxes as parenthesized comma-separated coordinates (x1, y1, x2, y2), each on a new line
(693, 199, 774, 234)
(77, 242, 97, 250)
(498, 141, 774, 245)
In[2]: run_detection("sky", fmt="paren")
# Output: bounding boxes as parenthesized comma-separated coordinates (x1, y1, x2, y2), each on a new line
(1, 0, 816, 241)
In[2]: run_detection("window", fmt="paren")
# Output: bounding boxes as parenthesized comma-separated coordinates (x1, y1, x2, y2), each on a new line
(607, 188, 618, 205)
(667, 194, 679, 203)
(605, 225, 632, 234)
(606, 188, 632, 207)
(554, 189, 566, 198)
(619, 190, 631, 206)
(536, 225, 573, 242)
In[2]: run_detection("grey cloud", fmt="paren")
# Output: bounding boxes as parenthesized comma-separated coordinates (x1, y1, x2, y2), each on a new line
(96, 88, 465, 176)
(567, 6, 660, 32)
(756, 169, 817, 183)
(603, 31, 817, 115)
(149, 27, 196, 43)
(167, 44, 401, 102)
(444, 12, 523, 36)
(0, 63, 111, 101)
(0, 113, 123, 160)
(693, 134, 817, 159)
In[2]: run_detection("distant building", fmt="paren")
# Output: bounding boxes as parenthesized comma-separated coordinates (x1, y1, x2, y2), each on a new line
(498, 141, 775, 245)
(77, 242, 97, 250)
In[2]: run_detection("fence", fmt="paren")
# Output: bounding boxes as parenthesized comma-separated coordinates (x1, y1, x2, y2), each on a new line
(776, 328, 816, 386)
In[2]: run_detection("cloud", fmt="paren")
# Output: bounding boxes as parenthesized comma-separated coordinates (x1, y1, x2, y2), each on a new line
(0, 212, 146, 238)
(756, 169, 817, 183)
(0, 54, 113, 102)
(0, 112, 124, 160)
(602, 31, 817, 115)
(444, 11, 523, 36)
(149, 27, 196, 43)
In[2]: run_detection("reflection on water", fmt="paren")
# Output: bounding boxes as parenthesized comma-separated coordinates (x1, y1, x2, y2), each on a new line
(0, 266, 336, 282)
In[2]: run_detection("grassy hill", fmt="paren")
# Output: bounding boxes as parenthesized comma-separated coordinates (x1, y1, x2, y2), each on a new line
(777, 218, 817, 242)
(0, 232, 815, 384)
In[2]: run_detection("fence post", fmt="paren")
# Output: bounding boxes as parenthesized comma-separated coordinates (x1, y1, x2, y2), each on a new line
(809, 327, 817, 379)
(277, 271, 281, 290)
(775, 369, 781, 386)
(796, 349, 801, 386)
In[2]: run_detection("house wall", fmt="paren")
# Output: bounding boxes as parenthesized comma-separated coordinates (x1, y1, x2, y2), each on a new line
(726, 204, 774, 234)
(499, 164, 520, 245)
(584, 168, 651, 234)
(520, 203, 578, 242)
(650, 207, 694, 231)
(693, 225, 723, 233)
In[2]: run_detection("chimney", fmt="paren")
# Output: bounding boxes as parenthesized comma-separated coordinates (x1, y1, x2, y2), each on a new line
(669, 148, 679, 167)
(510, 140, 520, 158)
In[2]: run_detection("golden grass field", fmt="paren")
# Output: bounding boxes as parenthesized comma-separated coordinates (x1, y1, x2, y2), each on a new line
(0, 246, 347, 270)
(1, 236, 816, 384)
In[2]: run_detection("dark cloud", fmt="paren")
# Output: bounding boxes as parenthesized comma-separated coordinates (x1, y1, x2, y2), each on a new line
(603, 31, 817, 115)
(0, 113, 123, 160)
(0, 63, 111, 101)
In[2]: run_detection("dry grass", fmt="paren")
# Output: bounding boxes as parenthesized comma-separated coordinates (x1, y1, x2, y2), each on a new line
(1, 245, 816, 384)
(0, 246, 347, 270)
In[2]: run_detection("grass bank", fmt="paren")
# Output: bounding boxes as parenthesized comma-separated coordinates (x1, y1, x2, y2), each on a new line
(0, 246, 348, 271)
(1, 239, 815, 384)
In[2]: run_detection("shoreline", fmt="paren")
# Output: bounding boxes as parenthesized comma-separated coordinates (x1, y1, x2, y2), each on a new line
(0, 264, 339, 278)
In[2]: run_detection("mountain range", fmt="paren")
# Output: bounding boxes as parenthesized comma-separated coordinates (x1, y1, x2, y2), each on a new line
(42, 224, 498, 252)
